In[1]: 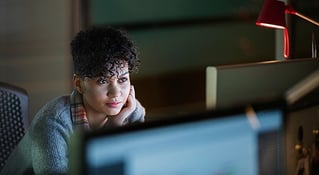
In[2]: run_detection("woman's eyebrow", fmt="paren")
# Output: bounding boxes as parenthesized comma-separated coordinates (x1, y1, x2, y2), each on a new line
(105, 71, 129, 79)
(119, 71, 129, 77)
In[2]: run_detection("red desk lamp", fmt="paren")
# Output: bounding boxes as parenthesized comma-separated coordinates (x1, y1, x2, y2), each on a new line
(256, 0, 319, 59)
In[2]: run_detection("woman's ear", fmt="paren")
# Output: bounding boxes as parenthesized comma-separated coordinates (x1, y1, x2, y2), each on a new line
(73, 74, 83, 94)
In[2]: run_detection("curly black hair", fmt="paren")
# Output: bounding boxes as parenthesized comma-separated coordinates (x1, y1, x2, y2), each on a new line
(71, 26, 140, 78)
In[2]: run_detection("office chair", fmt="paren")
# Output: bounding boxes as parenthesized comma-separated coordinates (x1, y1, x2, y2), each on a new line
(0, 82, 29, 171)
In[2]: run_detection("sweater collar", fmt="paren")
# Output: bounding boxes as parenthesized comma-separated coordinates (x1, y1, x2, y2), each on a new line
(70, 90, 90, 130)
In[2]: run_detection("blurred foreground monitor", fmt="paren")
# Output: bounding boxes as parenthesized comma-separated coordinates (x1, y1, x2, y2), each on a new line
(69, 100, 285, 175)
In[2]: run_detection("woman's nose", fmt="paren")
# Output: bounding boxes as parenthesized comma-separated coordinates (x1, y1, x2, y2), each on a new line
(107, 84, 121, 98)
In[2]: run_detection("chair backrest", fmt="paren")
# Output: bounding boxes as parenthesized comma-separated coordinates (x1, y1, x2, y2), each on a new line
(0, 82, 29, 171)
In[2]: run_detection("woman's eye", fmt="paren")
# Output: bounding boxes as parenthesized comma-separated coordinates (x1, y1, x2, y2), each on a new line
(118, 77, 128, 83)
(97, 78, 108, 85)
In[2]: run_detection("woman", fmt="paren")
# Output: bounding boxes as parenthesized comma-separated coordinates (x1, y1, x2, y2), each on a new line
(0, 27, 145, 175)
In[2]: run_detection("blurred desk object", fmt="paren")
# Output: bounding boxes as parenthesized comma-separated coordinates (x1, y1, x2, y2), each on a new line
(0, 82, 29, 171)
(285, 69, 319, 175)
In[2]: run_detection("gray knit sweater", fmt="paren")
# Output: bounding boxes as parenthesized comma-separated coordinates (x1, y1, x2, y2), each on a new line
(0, 94, 145, 175)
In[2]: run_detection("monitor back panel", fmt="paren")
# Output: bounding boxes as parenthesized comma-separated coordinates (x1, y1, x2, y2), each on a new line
(206, 58, 319, 110)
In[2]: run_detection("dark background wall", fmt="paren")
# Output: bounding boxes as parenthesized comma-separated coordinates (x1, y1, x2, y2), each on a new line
(87, 0, 276, 116)
(86, 0, 319, 116)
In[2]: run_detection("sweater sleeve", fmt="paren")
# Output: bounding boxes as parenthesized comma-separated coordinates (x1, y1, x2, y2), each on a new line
(127, 99, 145, 123)
(31, 109, 73, 175)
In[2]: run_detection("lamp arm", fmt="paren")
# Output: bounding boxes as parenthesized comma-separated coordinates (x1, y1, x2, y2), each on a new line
(294, 12, 319, 27)
(286, 6, 319, 27)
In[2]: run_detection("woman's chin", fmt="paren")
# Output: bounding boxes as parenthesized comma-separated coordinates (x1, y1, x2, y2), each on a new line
(106, 109, 121, 116)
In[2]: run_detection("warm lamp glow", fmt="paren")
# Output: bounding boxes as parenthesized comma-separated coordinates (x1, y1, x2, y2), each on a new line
(256, 0, 319, 59)
(256, 23, 285, 30)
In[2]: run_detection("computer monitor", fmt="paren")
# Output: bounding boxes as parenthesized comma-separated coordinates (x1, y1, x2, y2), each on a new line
(206, 58, 319, 110)
(69, 101, 285, 175)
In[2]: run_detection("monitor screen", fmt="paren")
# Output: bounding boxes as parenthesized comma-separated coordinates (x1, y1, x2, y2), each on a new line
(69, 102, 285, 175)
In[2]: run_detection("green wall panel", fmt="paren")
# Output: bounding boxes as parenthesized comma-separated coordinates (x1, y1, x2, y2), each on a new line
(91, 0, 263, 25)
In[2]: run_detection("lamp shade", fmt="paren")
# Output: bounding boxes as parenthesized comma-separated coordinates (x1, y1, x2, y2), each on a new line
(256, 0, 289, 58)
(257, 0, 319, 59)
(256, 0, 286, 29)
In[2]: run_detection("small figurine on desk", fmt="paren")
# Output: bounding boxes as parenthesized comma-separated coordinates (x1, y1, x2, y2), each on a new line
(311, 128, 319, 175)
(295, 126, 311, 175)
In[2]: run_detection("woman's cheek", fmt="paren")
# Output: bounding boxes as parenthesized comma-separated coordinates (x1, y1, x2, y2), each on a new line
(123, 85, 130, 102)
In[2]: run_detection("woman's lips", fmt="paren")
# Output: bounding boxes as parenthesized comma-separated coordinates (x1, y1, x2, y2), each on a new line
(106, 102, 121, 108)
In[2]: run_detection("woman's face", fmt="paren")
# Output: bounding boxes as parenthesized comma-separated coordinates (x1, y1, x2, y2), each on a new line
(77, 64, 131, 117)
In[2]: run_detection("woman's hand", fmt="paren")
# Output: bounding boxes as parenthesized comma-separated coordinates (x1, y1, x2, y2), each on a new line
(107, 85, 137, 126)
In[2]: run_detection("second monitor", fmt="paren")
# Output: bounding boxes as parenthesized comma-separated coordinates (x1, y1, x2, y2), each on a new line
(206, 58, 319, 110)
